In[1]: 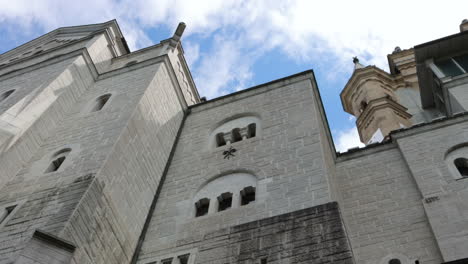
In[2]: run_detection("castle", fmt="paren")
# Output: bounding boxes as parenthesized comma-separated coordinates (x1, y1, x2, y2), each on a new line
(0, 18, 467, 264)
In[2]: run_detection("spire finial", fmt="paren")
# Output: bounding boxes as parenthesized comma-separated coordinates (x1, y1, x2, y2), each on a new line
(352, 56, 364, 70)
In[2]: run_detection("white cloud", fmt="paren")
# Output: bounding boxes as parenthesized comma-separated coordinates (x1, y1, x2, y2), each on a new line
(334, 126, 365, 153)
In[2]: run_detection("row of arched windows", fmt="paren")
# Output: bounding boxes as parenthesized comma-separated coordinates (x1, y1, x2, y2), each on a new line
(195, 186, 256, 217)
(216, 123, 256, 147)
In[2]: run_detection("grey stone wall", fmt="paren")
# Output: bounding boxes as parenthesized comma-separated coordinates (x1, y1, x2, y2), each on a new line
(395, 115, 468, 262)
(140, 202, 354, 264)
(336, 145, 442, 264)
(137, 72, 336, 262)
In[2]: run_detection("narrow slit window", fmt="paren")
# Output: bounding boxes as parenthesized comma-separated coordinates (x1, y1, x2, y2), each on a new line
(247, 123, 256, 138)
(0, 89, 15, 103)
(232, 128, 242, 143)
(454, 158, 468, 177)
(241, 186, 256, 206)
(178, 254, 190, 264)
(216, 133, 226, 147)
(91, 94, 111, 112)
(45, 148, 71, 173)
(217, 192, 233, 212)
(360, 101, 368, 113)
(195, 198, 210, 217)
(0, 205, 16, 224)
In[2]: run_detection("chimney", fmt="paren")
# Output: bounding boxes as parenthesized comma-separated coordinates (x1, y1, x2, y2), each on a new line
(460, 19, 468, 32)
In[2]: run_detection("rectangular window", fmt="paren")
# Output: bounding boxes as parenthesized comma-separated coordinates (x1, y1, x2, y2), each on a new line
(454, 54, 468, 72)
(435, 59, 464, 77)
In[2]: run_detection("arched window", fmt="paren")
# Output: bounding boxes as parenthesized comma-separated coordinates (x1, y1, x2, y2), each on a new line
(45, 148, 71, 173)
(217, 192, 233, 212)
(193, 172, 258, 217)
(389, 259, 401, 264)
(247, 123, 256, 138)
(359, 101, 368, 113)
(0, 89, 15, 103)
(241, 186, 256, 205)
(216, 133, 227, 147)
(91, 94, 111, 112)
(231, 128, 242, 143)
(195, 198, 210, 217)
(454, 158, 468, 177)
(209, 115, 261, 148)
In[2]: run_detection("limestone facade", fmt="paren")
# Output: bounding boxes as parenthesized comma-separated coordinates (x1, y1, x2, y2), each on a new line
(0, 19, 468, 264)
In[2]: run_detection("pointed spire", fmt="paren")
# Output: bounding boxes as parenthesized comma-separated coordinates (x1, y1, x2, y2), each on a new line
(353, 56, 365, 70)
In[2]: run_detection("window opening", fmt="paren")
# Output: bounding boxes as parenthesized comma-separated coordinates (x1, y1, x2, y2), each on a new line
(241, 186, 256, 206)
(45, 148, 71, 173)
(178, 254, 190, 264)
(216, 133, 227, 147)
(217, 192, 233, 212)
(455, 157, 468, 177)
(195, 198, 210, 217)
(91, 94, 111, 112)
(389, 259, 401, 264)
(436, 59, 464, 77)
(247, 123, 256, 138)
(161, 258, 173, 264)
(360, 101, 368, 113)
(0, 89, 15, 102)
(260, 258, 267, 264)
(232, 128, 242, 143)
(0, 205, 16, 224)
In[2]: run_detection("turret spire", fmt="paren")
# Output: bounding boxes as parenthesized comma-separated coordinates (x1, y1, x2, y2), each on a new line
(353, 56, 365, 70)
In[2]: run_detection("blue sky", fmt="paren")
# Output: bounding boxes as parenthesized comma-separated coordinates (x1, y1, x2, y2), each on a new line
(1, 0, 467, 151)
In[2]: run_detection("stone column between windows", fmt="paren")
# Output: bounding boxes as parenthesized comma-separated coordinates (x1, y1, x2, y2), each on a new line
(208, 197, 217, 214)
(232, 191, 241, 209)
(240, 127, 248, 140)
(222, 132, 231, 145)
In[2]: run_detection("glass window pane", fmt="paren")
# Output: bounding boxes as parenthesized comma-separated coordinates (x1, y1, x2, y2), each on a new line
(435, 59, 463, 77)
(454, 54, 468, 73)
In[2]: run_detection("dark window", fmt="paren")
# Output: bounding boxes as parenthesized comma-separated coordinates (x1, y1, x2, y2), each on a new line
(232, 128, 242, 143)
(45, 148, 71, 173)
(217, 192, 233, 212)
(454, 54, 468, 72)
(195, 198, 210, 217)
(0, 89, 15, 102)
(216, 133, 226, 147)
(389, 259, 401, 264)
(360, 101, 368, 113)
(161, 258, 172, 264)
(0, 205, 16, 224)
(178, 254, 190, 264)
(247, 123, 256, 138)
(455, 158, 468, 177)
(260, 258, 267, 264)
(91, 94, 111, 112)
(241, 186, 256, 206)
(436, 59, 464, 77)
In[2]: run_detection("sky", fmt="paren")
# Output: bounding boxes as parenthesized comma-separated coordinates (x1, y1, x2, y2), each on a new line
(0, 0, 467, 152)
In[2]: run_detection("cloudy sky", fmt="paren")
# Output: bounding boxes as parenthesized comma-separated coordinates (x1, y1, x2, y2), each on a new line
(0, 0, 466, 152)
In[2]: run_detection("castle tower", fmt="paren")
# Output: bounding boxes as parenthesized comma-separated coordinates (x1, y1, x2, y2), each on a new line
(340, 57, 412, 144)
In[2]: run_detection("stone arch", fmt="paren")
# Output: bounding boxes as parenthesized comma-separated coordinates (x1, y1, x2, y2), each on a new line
(193, 171, 258, 217)
(378, 253, 413, 264)
(209, 113, 261, 148)
(445, 143, 468, 179)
